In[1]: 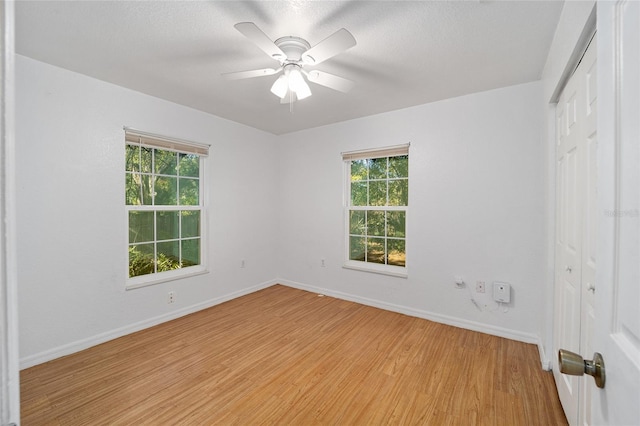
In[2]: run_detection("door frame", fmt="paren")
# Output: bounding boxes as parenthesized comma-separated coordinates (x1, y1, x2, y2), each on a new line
(0, 0, 20, 424)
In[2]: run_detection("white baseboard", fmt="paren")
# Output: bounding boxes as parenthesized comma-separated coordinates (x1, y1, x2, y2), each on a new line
(21, 278, 550, 372)
(20, 279, 277, 369)
(538, 337, 552, 371)
(279, 278, 544, 351)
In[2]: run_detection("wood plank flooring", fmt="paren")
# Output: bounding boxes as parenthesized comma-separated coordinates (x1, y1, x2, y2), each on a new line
(21, 285, 567, 425)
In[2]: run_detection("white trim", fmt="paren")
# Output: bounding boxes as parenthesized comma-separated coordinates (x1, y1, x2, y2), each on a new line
(342, 261, 408, 278)
(278, 279, 540, 345)
(1, 0, 19, 423)
(126, 267, 209, 290)
(20, 277, 550, 372)
(549, 8, 597, 104)
(538, 336, 552, 371)
(20, 279, 278, 369)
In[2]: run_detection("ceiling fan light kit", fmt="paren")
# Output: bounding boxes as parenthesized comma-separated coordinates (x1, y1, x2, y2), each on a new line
(223, 22, 356, 104)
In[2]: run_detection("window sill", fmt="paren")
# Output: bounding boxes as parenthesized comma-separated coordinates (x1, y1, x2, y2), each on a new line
(342, 261, 408, 278)
(126, 267, 209, 290)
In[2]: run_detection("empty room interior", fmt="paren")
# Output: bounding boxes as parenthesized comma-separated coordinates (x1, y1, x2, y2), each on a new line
(2, 0, 639, 425)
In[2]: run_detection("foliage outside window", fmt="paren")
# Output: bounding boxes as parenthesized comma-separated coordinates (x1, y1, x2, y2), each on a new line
(126, 140, 204, 285)
(345, 147, 408, 276)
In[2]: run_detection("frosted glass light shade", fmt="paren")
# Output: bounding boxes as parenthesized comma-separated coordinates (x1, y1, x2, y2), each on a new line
(271, 67, 312, 101)
(270, 75, 288, 98)
(287, 68, 312, 100)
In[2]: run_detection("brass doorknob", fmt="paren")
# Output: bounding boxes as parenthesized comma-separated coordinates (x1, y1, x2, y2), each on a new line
(558, 349, 606, 388)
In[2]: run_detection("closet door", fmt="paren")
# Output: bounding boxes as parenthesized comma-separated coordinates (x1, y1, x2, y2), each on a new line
(578, 36, 598, 426)
(554, 59, 583, 426)
(553, 36, 597, 426)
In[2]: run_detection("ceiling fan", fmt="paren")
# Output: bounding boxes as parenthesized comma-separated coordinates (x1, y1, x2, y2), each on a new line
(222, 22, 357, 103)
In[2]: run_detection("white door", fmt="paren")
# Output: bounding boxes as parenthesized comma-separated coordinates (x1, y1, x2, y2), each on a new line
(579, 36, 598, 426)
(553, 34, 597, 426)
(592, 1, 640, 424)
(554, 55, 582, 426)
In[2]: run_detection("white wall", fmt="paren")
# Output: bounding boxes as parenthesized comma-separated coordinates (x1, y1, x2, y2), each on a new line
(15, 56, 560, 367)
(277, 81, 546, 344)
(16, 55, 280, 367)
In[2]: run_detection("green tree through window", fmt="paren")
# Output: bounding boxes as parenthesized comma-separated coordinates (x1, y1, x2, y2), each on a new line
(126, 143, 203, 280)
(347, 151, 408, 270)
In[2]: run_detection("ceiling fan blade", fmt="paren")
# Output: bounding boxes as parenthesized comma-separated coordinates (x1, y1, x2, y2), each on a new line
(234, 22, 286, 61)
(305, 70, 354, 93)
(301, 28, 356, 65)
(222, 67, 281, 80)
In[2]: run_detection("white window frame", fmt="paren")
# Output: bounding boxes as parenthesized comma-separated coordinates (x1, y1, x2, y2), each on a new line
(124, 127, 209, 290)
(342, 143, 409, 278)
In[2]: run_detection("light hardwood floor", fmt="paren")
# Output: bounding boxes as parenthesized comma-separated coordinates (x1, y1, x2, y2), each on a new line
(21, 284, 567, 425)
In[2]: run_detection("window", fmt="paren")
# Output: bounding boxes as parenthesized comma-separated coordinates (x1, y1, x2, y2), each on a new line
(343, 144, 409, 277)
(125, 128, 209, 288)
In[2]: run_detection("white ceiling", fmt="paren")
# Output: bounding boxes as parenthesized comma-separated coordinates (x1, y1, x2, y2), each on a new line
(15, 1, 564, 135)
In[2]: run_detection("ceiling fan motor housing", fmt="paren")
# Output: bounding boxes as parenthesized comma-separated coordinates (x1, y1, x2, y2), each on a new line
(274, 36, 311, 63)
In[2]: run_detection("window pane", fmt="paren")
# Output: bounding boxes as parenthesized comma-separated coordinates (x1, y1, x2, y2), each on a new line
(125, 145, 139, 172)
(367, 237, 386, 264)
(368, 210, 386, 236)
(388, 179, 408, 206)
(369, 157, 387, 180)
(129, 243, 155, 277)
(139, 147, 153, 174)
(388, 239, 406, 267)
(154, 176, 177, 205)
(154, 149, 177, 176)
(125, 173, 140, 205)
(349, 236, 365, 261)
(126, 173, 153, 206)
(351, 159, 368, 182)
(140, 174, 154, 205)
(179, 153, 199, 178)
(181, 211, 200, 238)
(157, 241, 181, 272)
(387, 211, 406, 238)
(345, 151, 408, 270)
(349, 210, 366, 235)
(389, 155, 408, 178)
(156, 211, 179, 241)
(127, 142, 204, 281)
(129, 211, 154, 243)
(351, 181, 367, 206)
(182, 239, 200, 266)
(369, 181, 387, 206)
(179, 178, 199, 206)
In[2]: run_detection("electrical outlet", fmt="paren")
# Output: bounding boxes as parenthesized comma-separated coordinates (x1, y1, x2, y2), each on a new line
(476, 281, 485, 293)
(168, 291, 176, 304)
(321, 258, 326, 267)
